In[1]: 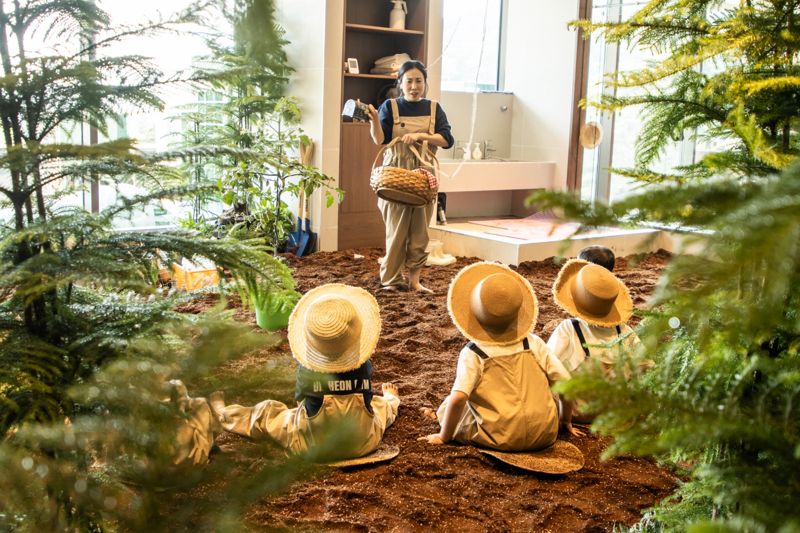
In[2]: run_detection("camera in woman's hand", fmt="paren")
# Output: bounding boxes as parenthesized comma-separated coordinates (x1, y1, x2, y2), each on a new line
(342, 99, 370, 123)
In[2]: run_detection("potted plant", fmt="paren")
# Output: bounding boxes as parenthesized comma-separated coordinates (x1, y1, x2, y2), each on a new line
(231, 241, 301, 330)
(217, 97, 342, 253)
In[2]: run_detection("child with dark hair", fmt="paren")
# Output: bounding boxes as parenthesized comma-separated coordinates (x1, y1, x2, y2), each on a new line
(546, 260, 646, 423)
(578, 245, 615, 271)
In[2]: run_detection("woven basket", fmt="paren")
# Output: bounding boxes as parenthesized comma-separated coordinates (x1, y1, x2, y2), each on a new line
(370, 139, 438, 206)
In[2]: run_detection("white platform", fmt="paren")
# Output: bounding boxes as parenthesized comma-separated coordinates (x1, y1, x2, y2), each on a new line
(438, 160, 555, 192)
(428, 218, 676, 265)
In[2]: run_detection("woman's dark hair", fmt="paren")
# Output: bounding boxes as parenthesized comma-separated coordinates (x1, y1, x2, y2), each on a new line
(397, 60, 428, 97)
(397, 60, 428, 81)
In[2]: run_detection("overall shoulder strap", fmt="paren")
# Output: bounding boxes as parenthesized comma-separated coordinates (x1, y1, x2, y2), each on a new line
(390, 98, 400, 124)
(467, 341, 489, 360)
(428, 100, 438, 134)
(522, 335, 550, 377)
(571, 318, 591, 358)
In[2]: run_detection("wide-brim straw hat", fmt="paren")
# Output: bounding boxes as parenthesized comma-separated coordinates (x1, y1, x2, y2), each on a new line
(552, 259, 633, 328)
(447, 262, 538, 346)
(579, 121, 604, 149)
(324, 444, 400, 468)
(288, 284, 381, 373)
(479, 440, 584, 474)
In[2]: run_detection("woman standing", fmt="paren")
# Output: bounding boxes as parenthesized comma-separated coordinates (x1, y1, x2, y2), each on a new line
(367, 60, 454, 293)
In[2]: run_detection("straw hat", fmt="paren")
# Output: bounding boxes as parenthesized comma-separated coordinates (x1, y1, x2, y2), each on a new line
(552, 259, 633, 328)
(579, 121, 604, 149)
(324, 444, 400, 468)
(479, 440, 584, 474)
(447, 262, 538, 346)
(288, 284, 381, 373)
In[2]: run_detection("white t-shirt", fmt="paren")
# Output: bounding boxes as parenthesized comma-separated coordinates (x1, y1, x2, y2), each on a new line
(451, 334, 571, 396)
(546, 318, 641, 373)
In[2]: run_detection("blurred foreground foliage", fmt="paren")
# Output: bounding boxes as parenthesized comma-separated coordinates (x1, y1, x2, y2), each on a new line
(534, 1, 800, 531)
(0, 0, 313, 530)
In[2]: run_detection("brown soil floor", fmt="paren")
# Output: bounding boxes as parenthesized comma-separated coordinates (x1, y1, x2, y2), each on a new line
(186, 248, 677, 532)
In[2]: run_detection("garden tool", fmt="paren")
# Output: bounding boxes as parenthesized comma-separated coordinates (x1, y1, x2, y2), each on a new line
(289, 188, 304, 252)
(296, 142, 317, 256)
(298, 191, 317, 256)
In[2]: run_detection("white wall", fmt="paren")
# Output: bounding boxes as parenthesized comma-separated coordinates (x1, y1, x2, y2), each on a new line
(276, 0, 343, 251)
(505, 0, 579, 190)
(438, 91, 514, 159)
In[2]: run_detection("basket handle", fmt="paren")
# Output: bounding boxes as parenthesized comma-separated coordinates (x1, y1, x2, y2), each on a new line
(371, 137, 440, 176)
(370, 137, 402, 172)
(408, 142, 439, 176)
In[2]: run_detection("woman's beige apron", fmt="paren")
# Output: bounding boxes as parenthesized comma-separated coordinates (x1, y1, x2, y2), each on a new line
(378, 99, 438, 288)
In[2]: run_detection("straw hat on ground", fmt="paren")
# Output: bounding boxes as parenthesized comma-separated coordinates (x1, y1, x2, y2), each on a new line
(324, 444, 400, 468)
(552, 259, 633, 328)
(479, 440, 584, 474)
(448, 262, 538, 347)
(288, 283, 381, 373)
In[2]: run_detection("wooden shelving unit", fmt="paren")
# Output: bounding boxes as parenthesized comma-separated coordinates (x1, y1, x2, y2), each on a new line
(338, 0, 429, 250)
(345, 23, 425, 35)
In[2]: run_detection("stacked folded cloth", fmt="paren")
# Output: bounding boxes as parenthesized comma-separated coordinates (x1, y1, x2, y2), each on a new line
(370, 53, 411, 75)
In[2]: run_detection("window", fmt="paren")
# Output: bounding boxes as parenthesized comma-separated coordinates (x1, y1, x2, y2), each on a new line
(57, 1, 214, 228)
(579, 0, 696, 204)
(441, 0, 504, 92)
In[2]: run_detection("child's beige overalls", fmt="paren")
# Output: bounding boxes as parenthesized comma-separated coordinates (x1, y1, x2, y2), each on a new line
(217, 392, 399, 460)
(378, 98, 438, 288)
(438, 337, 560, 452)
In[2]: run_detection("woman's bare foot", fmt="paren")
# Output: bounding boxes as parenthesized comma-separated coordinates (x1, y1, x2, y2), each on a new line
(382, 382, 399, 398)
(411, 283, 433, 294)
(380, 282, 409, 292)
(408, 268, 433, 294)
(420, 407, 437, 421)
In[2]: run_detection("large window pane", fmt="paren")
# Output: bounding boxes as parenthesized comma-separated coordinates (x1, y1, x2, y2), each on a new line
(580, 0, 696, 204)
(441, 0, 502, 92)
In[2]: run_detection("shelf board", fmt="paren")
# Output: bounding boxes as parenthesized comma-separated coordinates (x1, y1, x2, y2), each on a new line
(345, 23, 424, 36)
(345, 72, 397, 80)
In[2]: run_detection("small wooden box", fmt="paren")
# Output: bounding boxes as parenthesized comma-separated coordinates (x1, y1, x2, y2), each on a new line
(172, 262, 219, 291)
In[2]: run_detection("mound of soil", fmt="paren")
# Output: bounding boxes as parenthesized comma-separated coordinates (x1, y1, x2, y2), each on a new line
(193, 248, 676, 532)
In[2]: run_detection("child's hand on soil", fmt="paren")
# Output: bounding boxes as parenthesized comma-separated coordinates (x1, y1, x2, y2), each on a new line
(564, 423, 585, 438)
(418, 433, 446, 445)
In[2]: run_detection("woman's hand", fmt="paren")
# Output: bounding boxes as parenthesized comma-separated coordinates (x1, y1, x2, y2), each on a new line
(366, 103, 383, 144)
(367, 103, 379, 124)
(400, 132, 423, 145)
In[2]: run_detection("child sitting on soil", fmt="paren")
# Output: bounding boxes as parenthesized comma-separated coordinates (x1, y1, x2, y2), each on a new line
(210, 283, 400, 461)
(419, 262, 582, 451)
(578, 244, 615, 271)
(546, 259, 647, 423)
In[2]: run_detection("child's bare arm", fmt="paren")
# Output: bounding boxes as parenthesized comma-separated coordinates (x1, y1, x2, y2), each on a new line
(418, 391, 468, 445)
(559, 394, 585, 437)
